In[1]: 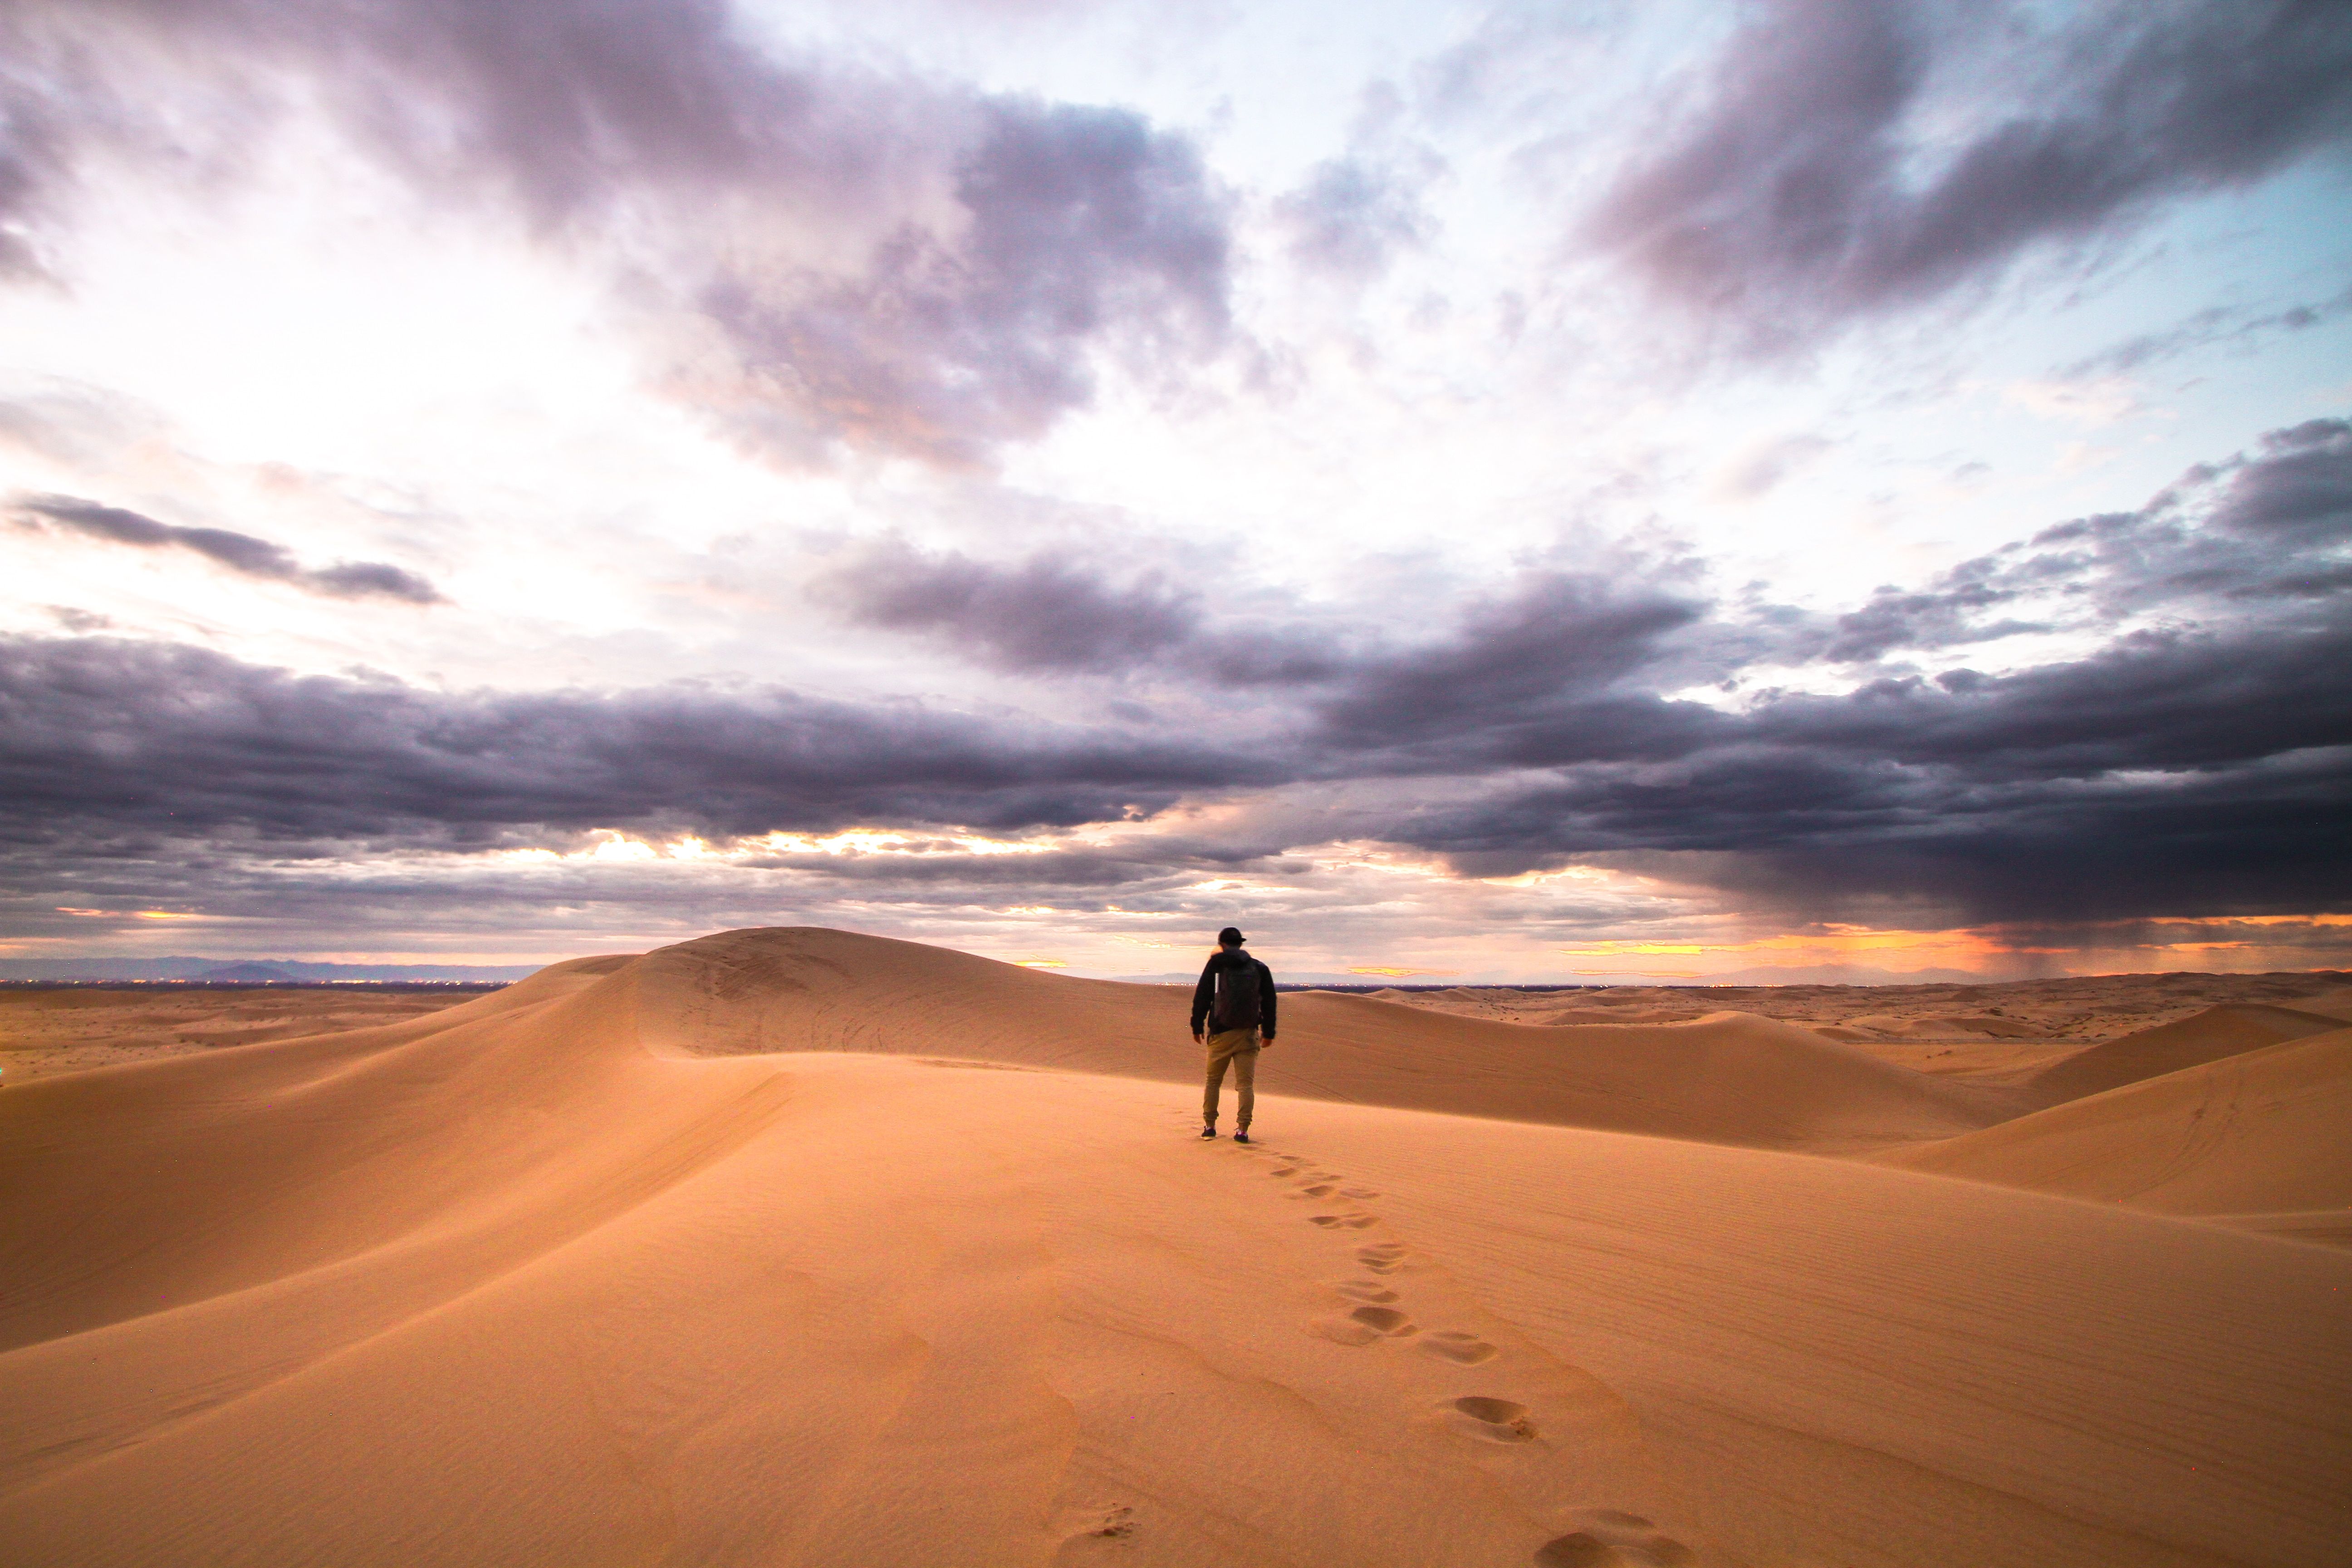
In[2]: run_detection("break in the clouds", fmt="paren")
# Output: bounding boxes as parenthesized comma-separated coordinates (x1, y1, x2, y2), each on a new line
(1587, 0, 2352, 350)
(11, 495, 443, 603)
(1, 0, 2347, 976)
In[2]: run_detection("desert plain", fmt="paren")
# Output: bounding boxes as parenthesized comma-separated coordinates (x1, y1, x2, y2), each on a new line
(2, 928, 2348, 1566)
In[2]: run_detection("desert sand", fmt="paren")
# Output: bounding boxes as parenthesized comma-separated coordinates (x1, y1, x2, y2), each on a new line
(2, 929, 2346, 1566)
(0, 984, 492, 1083)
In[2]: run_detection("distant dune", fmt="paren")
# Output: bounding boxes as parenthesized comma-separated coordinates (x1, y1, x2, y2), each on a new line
(2, 928, 2346, 1567)
(2021, 1002, 2348, 1104)
(1881, 1029, 2352, 1232)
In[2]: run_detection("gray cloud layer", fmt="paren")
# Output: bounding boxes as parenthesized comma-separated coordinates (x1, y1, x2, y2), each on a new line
(12, 493, 443, 603)
(10, 419, 2347, 925)
(1586, 0, 2352, 349)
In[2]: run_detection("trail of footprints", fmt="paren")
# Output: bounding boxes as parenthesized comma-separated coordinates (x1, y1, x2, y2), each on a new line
(1251, 1146, 1698, 1568)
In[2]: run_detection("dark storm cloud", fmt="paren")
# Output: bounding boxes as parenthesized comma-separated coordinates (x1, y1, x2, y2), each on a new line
(1312, 573, 1707, 755)
(0, 634, 1263, 849)
(1585, 0, 2352, 348)
(1391, 625, 2352, 921)
(12, 493, 444, 603)
(1, 0, 1231, 466)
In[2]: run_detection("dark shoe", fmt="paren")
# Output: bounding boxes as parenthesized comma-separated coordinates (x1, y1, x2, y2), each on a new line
(1233, 1130, 1251, 1143)
(1200, 1124, 1217, 1138)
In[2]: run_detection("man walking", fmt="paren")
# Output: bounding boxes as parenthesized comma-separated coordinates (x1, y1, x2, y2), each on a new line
(1191, 926, 1277, 1142)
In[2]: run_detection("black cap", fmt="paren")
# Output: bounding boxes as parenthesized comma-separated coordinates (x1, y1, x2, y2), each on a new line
(1217, 926, 1245, 947)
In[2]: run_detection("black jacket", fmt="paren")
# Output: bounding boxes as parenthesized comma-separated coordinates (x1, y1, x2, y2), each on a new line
(1191, 949, 1276, 1037)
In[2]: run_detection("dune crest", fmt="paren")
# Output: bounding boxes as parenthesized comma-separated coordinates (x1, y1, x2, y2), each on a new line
(627, 927, 2015, 1150)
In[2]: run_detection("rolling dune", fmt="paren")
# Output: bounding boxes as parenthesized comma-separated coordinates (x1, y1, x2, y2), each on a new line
(2022, 1003, 2348, 1104)
(1882, 1028, 2352, 1222)
(634, 928, 2016, 1150)
(2, 929, 2346, 1567)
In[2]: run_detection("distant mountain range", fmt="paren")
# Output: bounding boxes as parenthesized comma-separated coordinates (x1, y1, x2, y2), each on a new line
(0, 956, 545, 983)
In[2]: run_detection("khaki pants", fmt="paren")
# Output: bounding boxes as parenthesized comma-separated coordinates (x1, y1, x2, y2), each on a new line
(1203, 1029, 1260, 1127)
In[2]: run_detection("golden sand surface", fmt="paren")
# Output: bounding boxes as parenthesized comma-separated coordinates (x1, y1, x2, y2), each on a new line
(2, 930, 2346, 1566)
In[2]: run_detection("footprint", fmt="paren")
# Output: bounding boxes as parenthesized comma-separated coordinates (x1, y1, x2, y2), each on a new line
(1419, 1330, 1498, 1365)
(1299, 1183, 1336, 1197)
(1336, 1282, 1398, 1303)
(1356, 1243, 1407, 1273)
(1310, 1304, 1419, 1345)
(1307, 1215, 1346, 1227)
(1309, 1316, 1382, 1346)
(1533, 1512, 1695, 1568)
(1340, 1186, 1380, 1199)
(1443, 1395, 1536, 1444)
(1055, 1504, 1139, 1561)
(1338, 1214, 1379, 1229)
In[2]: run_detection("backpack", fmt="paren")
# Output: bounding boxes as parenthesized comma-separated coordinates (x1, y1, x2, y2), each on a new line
(1211, 956, 1262, 1032)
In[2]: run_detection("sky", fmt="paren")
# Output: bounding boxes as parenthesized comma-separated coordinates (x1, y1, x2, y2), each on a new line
(2, 0, 2350, 982)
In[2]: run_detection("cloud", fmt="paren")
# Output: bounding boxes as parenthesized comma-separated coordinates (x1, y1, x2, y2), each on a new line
(11, 493, 444, 603)
(813, 538, 1197, 672)
(0, 634, 1262, 851)
(1389, 623, 2352, 921)
(1584, 0, 2352, 351)
(1272, 79, 1443, 285)
(1274, 155, 1437, 282)
(1312, 572, 1708, 757)
(691, 98, 1230, 465)
(5, 420, 2345, 935)
(2, 0, 1233, 467)
(1803, 417, 2352, 660)
(2058, 284, 2352, 380)
(1708, 433, 1833, 500)
(813, 537, 1361, 685)
(815, 544, 1702, 724)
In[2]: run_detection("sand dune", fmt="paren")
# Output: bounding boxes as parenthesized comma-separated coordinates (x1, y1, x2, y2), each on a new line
(1838, 1012, 2048, 1040)
(2284, 985, 2352, 1022)
(2022, 1002, 2347, 1105)
(632, 928, 2015, 1150)
(3, 928, 2347, 1567)
(1882, 1028, 2352, 1220)
(1539, 1005, 1703, 1026)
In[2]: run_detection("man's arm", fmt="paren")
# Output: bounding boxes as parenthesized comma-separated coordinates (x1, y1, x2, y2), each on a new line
(1258, 960, 1277, 1042)
(1190, 958, 1217, 1039)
